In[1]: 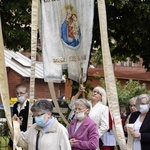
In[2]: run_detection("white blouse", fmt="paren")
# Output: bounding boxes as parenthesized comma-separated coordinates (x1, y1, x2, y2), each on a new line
(133, 116, 142, 150)
(88, 101, 109, 137)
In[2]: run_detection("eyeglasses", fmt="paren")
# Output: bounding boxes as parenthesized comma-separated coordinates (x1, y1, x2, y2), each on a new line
(93, 91, 101, 95)
(16, 92, 26, 95)
(129, 105, 136, 107)
(140, 103, 148, 105)
(32, 113, 45, 118)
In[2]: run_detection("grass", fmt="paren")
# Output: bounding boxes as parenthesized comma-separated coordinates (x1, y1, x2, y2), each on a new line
(0, 136, 9, 150)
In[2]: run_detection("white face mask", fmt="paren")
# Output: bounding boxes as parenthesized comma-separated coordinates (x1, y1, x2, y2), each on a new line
(18, 96, 26, 103)
(75, 109, 87, 120)
(139, 104, 149, 114)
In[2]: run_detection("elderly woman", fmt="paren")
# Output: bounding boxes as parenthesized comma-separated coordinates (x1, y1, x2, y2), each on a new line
(129, 94, 150, 150)
(68, 98, 99, 150)
(124, 97, 138, 133)
(68, 86, 109, 150)
(88, 86, 109, 136)
(13, 99, 71, 150)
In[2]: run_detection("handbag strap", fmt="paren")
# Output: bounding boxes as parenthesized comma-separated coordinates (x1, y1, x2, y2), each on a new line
(36, 130, 40, 150)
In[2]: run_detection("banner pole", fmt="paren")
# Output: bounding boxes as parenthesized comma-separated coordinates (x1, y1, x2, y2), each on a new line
(48, 82, 69, 126)
(0, 15, 28, 150)
(97, 0, 127, 149)
(27, 0, 39, 129)
(80, 67, 85, 98)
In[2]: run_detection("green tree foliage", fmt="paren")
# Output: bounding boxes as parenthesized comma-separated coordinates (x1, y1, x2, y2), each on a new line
(94, 72, 150, 105)
(92, 0, 150, 71)
(116, 79, 150, 105)
(0, 0, 31, 51)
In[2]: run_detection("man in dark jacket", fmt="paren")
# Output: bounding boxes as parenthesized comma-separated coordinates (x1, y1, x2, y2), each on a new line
(8, 85, 29, 150)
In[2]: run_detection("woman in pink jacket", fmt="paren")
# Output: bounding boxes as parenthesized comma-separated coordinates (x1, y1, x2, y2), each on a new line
(68, 98, 99, 150)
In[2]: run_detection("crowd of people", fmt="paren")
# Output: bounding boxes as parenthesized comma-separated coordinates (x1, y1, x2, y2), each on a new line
(8, 85, 150, 150)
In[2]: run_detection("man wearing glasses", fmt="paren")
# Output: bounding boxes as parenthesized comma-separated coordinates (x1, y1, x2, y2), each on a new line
(8, 85, 30, 150)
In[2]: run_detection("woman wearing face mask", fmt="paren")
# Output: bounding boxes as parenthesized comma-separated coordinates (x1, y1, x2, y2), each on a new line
(68, 86, 109, 150)
(13, 85, 30, 130)
(8, 85, 30, 150)
(13, 99, 71, 150)
(129, 94, 150, 150)
(68, 98, 99, 150)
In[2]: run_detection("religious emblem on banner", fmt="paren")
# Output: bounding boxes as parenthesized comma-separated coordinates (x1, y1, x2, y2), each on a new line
(61, 5, 81, 50)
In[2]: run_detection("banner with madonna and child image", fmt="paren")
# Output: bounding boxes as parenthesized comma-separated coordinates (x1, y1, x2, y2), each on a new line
(41, 0, 94, 83)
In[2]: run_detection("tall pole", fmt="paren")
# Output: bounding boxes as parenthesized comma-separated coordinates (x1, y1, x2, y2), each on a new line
(27, 0, 39, 129)
(0, 15, 12, 132)
(97, 0, 126, 149)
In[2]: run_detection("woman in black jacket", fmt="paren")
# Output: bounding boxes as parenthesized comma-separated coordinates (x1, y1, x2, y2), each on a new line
(129, 94, 150, 150)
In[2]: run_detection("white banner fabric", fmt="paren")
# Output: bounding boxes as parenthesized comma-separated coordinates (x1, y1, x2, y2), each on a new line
(41, 0, 94, 83)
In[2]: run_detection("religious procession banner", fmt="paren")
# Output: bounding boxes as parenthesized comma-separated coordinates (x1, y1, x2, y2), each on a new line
(41, 0, 94, 83)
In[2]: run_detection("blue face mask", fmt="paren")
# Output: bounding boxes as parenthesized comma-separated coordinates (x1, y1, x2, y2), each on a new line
(35, 114, 47, 127)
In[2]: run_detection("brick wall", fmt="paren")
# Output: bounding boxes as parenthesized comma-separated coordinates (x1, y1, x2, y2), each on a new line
(7, 69, 28, 97)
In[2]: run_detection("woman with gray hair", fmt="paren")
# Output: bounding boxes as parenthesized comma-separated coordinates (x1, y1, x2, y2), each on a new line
(68, 98, 99, 150)
(129, 94, 150, 150)
(13, 99, 71, 150)
(68, 85, 109, 150)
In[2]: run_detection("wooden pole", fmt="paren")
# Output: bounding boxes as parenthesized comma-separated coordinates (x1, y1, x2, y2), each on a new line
(48, 82, 69, 126)
(80, 67, 85, 98)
